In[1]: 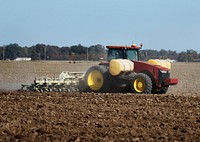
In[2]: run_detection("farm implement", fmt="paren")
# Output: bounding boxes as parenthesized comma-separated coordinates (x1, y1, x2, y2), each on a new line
(21, 71, 86, 92)
(21, 44, 178, 94)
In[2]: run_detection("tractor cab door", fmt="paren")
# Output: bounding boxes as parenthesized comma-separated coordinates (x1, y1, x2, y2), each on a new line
(107, 49, 125, 61)
(126, 49, 139, 61)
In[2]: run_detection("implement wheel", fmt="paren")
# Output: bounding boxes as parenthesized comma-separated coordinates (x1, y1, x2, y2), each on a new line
(130, 73, 152, 94)
(85, 65, 111, 92)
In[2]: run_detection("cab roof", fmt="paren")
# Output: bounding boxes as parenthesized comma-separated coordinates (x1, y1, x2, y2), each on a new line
(106, 44, 142, 50)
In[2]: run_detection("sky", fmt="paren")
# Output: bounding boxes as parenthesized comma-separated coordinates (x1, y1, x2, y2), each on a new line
(0, 0, 200, 52)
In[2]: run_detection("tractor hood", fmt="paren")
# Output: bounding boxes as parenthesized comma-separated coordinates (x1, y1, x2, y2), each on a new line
(133, 60, 170, 74)
(147, 59, 171, 70)
(133, 60, 178, 87)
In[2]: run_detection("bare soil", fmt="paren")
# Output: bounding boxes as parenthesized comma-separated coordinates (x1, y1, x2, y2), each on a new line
(0, 61, 98, 90)
(0, 61, 200, 141)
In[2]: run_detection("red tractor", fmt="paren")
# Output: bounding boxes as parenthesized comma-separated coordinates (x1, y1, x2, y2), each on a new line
(85, 44, 178, 94)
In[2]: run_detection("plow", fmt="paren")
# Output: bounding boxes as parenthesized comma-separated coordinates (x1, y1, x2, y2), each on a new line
(21, 71, 86, 92)
(21, 44, 178, 94)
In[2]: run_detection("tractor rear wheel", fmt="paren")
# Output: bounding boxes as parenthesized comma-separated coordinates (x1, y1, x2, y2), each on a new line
(85, 65, 111, 92)
(130, 73, 152, 94)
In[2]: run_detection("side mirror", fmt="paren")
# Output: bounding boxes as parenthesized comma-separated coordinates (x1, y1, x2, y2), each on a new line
(139, 50, 147, 57)
(144, 51, 147, 57)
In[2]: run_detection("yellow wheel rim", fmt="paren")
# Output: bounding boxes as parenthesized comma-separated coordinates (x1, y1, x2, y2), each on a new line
(87, 70, 103, 91)
(133, 78, 145, 93)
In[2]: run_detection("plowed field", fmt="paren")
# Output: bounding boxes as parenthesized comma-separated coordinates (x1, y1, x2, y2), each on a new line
(0, 61, 200, 141)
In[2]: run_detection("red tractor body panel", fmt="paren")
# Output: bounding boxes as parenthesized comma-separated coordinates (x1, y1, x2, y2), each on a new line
(133, 61, 178, 88)
(106, 45, 141, 50)
(99, 60, 178, 89)
(133, 61, 162, 87)
(164, 78, 178, 86)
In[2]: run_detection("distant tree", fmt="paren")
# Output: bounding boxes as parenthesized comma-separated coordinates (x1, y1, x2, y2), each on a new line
(60, 46, 70, 60)
(167, 50, 178, 60)
(0, 46, 4, 60)
(70, 44, 87, 54)
(89, 44, 106, 60)
(186, 49, 198, 62)
(29, 46, 40, 60)
(4, 43, 26, 60)
(44, 45, 59, 60)
(159, 49, 168, 59)
(89, 44, 105, 54)
(145, 49, 159, 60)
(177, 51, 187, 62)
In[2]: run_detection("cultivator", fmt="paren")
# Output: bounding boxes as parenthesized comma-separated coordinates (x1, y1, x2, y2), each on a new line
(21, 71, 85, 92)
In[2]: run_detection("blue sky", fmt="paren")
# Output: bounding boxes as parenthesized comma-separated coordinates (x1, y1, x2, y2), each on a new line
(0, 0, 199, 52)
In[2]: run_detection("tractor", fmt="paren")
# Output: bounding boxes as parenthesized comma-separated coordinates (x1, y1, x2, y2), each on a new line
(84, 44, 178, 94)
(22, 44, 178, 94)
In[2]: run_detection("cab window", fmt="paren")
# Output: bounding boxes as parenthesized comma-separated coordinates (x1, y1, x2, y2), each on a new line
(127, 50, 138, 60)
(108, 49, 124, 61)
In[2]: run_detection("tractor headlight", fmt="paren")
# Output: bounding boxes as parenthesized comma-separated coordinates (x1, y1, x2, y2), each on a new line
(159, 70, 170, 84)
(160, 70, 168, 74)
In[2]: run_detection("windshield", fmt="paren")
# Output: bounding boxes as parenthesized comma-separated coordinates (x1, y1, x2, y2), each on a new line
(107, 49, 138, 61)
(126, 50, 138, 60)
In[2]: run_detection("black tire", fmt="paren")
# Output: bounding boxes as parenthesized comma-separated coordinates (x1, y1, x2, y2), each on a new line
(152, 87, 169, 94)
(110, 77, 131, 93)
(85, 65, 111, 92)
(130, 73, 152, 94)
(77, 79, 90, 92)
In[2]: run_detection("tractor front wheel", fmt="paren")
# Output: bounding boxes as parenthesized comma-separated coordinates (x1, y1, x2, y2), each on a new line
(130, 73, 152, 94)
(85, 65, 111, 92)
(152, 87, 169, 94)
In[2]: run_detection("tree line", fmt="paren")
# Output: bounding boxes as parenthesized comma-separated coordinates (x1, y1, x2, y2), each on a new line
(0, 43, 199, 62)
(140, 49, 200, 62)
(0, 44, 106, 61)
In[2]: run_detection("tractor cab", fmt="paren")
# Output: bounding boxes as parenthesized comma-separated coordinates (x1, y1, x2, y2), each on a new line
(106, 44, 142, 61)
